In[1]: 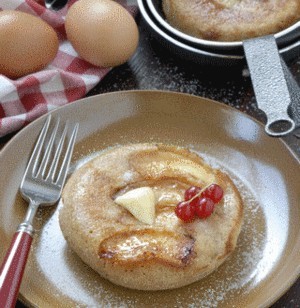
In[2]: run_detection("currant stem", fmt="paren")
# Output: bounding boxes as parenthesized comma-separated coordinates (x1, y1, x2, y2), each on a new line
(188, 183, 213, 203)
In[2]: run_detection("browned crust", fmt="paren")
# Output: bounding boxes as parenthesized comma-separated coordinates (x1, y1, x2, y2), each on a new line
(162, 0, 300, 41)
(99, 229, 196, 268)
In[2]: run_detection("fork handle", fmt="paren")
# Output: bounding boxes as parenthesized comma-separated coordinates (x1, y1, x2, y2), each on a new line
(0, 224, 33, 308)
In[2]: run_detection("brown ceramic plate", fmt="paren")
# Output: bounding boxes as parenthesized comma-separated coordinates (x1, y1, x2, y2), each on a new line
(0, 91, 299, 307)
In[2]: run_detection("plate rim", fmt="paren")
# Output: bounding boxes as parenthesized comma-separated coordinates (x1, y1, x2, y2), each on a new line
(2, 90, 300, 165)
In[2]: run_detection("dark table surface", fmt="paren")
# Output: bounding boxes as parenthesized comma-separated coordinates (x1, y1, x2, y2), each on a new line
(3, 13, 300, 308)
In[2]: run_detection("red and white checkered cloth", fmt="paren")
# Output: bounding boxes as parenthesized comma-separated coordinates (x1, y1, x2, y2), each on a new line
(0, 0, 137, 137)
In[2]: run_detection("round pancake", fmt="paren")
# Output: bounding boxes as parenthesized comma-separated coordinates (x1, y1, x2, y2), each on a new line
(162, 0, 300, 41)
(59, 144, 243, 290)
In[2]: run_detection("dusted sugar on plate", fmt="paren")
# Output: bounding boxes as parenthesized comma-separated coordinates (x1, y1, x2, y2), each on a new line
(59, 143, 243, 290)
(162, 0, 300, 41)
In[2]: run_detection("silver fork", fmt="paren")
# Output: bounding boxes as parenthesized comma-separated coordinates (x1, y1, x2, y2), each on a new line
(0, 116, 78, 308)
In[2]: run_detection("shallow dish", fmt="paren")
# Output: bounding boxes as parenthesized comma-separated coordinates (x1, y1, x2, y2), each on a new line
(138, 0, 300, 64)
(139, 0, 300, 137)
(146, 0, 300, 53)
(0, 90, 299, 307)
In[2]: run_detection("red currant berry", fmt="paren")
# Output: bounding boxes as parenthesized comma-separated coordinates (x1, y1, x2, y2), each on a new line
(190, 196, 200, 210)
(202, 184, 223, 203)
(184, 186, 202, 201)
(194, 197, 215, 219)
(175, 201, 195, 222)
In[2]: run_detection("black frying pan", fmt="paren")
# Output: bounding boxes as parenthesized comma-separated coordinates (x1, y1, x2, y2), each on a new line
(139, 0, 300, 136)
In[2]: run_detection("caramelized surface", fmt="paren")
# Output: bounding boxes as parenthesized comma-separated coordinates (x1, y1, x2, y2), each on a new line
(162, 0, 300, 41)
(99, 229, 195, 267)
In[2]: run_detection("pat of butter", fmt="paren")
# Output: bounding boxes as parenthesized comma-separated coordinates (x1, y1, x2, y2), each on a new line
(115, 187, 156, 225)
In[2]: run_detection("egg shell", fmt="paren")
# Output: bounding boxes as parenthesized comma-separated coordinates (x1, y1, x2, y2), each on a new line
(65, 0, 139, 67)
(0, 10, 59, 79)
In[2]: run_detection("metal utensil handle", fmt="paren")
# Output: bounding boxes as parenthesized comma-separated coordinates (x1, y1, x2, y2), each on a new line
(281, 59, 300, 128)
(243, 35, 295, 137)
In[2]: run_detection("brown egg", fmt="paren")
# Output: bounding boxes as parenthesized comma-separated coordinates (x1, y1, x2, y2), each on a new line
(0, 10, 59, 79)
(65, 0, 139, 67)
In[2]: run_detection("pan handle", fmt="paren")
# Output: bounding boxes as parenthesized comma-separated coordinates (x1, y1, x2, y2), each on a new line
(243, 35, 296, 137)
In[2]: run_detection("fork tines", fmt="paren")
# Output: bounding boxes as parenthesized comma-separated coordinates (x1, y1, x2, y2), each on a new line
(24, 115, 79, 186)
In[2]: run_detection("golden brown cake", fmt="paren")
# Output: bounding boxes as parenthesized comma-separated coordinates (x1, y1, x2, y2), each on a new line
(162, 0, 300, 41)
(59, 144, 243, 290)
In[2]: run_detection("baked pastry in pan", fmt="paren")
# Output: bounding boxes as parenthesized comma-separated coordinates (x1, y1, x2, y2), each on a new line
(59, 143, 243, 290)
(162, 0, 300, 41)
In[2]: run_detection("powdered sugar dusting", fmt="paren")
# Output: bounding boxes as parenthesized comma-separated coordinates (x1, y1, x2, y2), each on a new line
(123, 170, 134, 181)
(24, 147, 276, 307)
(163, 171, 266, 308)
